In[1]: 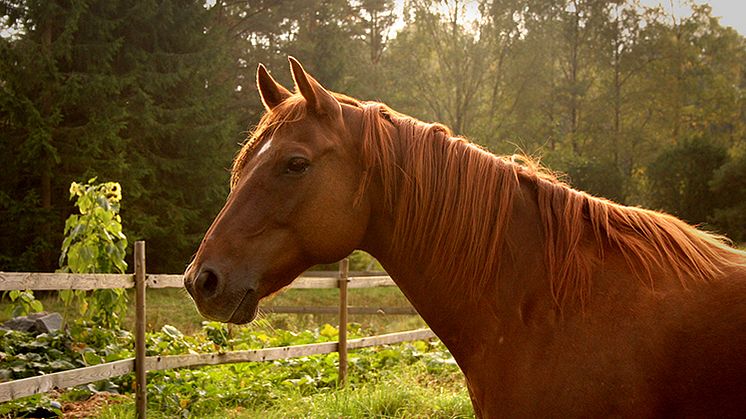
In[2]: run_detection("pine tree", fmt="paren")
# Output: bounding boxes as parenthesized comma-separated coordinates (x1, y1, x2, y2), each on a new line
(0, 0, 128, 270)
(1, 0, 240, 272)
(115, 0, 240, 272)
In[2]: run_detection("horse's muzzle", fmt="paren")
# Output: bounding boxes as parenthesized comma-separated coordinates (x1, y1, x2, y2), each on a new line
(184, 265, 259, 323)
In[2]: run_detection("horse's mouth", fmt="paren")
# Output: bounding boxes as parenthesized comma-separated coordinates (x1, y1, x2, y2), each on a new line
(227, 287, 259, 324)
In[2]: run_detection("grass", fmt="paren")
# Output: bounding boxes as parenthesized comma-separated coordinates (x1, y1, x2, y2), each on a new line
(97, 362, 473, 418)
(1, 286, 424, 335)
(252, 366, 473, 419)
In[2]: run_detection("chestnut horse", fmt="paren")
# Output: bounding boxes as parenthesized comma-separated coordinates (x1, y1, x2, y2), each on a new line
(185, 58, 746, 417)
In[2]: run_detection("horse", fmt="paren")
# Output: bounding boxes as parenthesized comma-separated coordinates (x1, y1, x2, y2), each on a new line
(184, 57, 746, 418)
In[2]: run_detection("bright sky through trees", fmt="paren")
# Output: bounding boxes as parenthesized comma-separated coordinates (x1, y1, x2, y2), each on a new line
(642, 0, 746, 35)
(390, 1, 745, 36)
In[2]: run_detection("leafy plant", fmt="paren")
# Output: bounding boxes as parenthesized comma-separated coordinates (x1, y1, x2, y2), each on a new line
(3, 290, 43, 318)
(58, 179, 129, 329)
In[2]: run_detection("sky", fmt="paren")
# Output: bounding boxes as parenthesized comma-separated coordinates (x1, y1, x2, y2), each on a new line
(643, 0, 746, 36)
(391, 1, 746, 37)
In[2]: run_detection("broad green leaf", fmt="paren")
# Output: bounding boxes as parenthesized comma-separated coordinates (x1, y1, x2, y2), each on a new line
(82, 351, 102, 366)
(162, 325, 184, 339)
(29, 300, 43, 313)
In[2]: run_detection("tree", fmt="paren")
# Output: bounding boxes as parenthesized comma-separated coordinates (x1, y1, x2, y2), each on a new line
(0, 0, 129, 270)
(2, 0, 745, 270)
(591, 1, 654, 174)
(565, 157, 626, 202)
(0, 0, 241, 273)
(357, 0, 397, 66)
(383, 0, 493, 136)
(347, 0, 397, 98)
(116, 0, 240, 272)
(711, 146, 746, 242)
(647, 137, 727, 225)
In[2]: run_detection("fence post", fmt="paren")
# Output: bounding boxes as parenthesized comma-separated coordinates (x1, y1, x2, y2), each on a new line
(338, 258, 350, 387)
(134, 241, 147, 418)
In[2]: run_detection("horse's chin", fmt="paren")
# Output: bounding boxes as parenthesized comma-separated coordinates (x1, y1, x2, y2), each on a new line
(226, 289, 260, 325)
(193, 288, 259, 324)
(228, 304, 259, 324)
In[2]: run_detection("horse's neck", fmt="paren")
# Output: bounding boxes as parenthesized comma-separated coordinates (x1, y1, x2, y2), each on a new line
(361, 167, 556, 350)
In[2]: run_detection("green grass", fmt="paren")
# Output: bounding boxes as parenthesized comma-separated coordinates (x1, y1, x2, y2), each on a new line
(251, 366, 473, 419)
(2, 286, 424, 335)
(98, 362, 473, 418)
(259, 287, 426, 335)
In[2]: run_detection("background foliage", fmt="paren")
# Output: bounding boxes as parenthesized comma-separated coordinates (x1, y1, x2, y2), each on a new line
(1, 0, 745, 273)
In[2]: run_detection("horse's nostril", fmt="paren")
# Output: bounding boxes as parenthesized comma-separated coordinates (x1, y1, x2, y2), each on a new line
(196, 269, 220, 298)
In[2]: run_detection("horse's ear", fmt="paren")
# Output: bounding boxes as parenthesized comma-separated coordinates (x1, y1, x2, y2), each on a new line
(288, 56, 341, 118)
(257, 64, 291, 111)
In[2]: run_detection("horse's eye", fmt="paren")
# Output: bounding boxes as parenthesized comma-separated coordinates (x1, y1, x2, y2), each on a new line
(286, 157, 310, 174)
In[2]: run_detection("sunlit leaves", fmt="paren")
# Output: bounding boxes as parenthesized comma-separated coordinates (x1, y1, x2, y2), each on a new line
(4, 290, 43, 317)
(58, 179, 128, 330)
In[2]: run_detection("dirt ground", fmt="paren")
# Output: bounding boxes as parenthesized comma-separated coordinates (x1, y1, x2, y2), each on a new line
(60, 392, 128, 418)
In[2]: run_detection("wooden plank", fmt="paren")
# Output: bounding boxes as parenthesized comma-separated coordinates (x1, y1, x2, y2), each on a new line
(260, 305, 340, 314)
(144, 275, 396, 290)
(0, 272, 395, 291)
(144, 342, 340, 371)
(347, 306, 417, 315)
(146, 274, 182, 289)
(347, 329, 437, 350)
(283, 276, 395, 289)
(143, 329, 436, 372)
(291, 276, 395, 289)
(347, 276, 396, 288)
(260, 306, 418, 315)
(0, 329, 437, 403)
(134, 241, 147, 418)
(290, 277, 339, 289)
(301, 271, 385, 278)
(0, 273, 133, 291)
(0, 359, 135, 403)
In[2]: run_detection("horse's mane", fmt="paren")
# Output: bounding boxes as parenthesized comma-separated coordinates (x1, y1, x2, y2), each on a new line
(235, 94, 745, 307)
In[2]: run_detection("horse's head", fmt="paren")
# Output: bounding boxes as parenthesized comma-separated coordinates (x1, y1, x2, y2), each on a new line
(184, 58, 371, 323)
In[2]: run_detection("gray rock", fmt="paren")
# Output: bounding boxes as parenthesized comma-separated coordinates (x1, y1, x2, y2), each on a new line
(2, 312, 64, 334)
(2, 316, 37, 332)
(34, 313, 63, 333)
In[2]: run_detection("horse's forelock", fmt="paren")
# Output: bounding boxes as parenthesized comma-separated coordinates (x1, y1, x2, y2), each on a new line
(232, 93, 366, 190)
(231, 96, 309, 189)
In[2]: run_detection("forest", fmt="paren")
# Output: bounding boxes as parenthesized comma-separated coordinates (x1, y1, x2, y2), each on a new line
(1, 0, 744, 273)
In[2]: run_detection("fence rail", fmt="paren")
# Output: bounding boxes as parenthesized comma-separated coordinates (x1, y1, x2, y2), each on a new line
(0, 241, 434, 418)
(0, 328, 436, 403)
(0, 360, 136, 403)
(0, 273, 396, 291)
(260, 305, 418, 315)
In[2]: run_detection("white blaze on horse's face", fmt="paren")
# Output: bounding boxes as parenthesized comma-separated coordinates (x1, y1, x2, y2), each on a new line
(256, 138, 272, 157)
(183, 58, 371, 324)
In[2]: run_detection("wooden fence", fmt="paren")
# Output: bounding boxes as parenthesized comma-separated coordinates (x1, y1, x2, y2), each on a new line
(0, 241, 436, 418)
